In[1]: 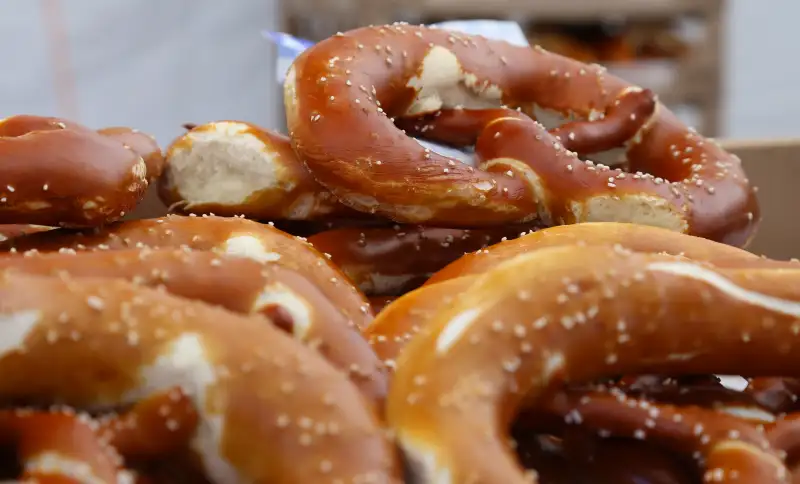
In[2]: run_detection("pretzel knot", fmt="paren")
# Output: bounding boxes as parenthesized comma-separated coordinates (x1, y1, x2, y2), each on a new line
(286, 24, 759, 246)
(386, 245, 800, 483)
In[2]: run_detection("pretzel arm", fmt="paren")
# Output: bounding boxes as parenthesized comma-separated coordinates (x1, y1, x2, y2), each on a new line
(96, 387, 199, 459)
(397, 88, 656, 157)
(395, 108, 523, 147)
(424, 222, 777, 286)
(549, 88, 658, 155)
(0, 215, 374, 329)
(0, 410, 123, 483)
(526, 388, 785, 482)
(0, 248, 387, 402)
(387, 245, 800, 484)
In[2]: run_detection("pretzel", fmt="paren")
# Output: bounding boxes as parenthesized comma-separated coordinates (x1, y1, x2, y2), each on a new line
(425, 222, 778, 285)
(0, 248, 387, 402)
(307, 225, 537, 296)
(387, 245, 800, 483)
(0, 271, 401, 482)
(0, 115, 150, 227)
(98, 126, 165, 181)
(0, 214, 373, 329)
(285, 24, 759, 245)
(158, 121, 359, 220)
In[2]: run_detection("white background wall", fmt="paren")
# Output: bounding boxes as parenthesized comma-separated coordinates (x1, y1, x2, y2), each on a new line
(0, 0, 795, 143)
(723, 0, 797, 138)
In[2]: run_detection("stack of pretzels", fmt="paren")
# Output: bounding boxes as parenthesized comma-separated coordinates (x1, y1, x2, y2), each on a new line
(0, 22, 796, 484)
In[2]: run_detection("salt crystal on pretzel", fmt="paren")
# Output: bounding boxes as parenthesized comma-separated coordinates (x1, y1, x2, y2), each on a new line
(286, 24, 759, 246)
(388, 245, 800, 483)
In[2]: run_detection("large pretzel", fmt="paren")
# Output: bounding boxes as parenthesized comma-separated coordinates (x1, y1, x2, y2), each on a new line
(0, 271, 401, 482)
(0, 248, 387, 403)
(159, 121, 359, 220)
(425, 222, 782, 286)
(0, 214, 373, 329)
(387, 245, 800, 483)
(0, 115, 152, 227)
(285, 24, 759, 245)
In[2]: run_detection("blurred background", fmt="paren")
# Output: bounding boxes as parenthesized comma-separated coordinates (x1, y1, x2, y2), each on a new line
(1, 0, 793, 146)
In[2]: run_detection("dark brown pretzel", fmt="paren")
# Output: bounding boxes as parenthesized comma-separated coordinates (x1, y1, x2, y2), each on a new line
(285, 24, 759, 245)
(307, 224, 537, 296)
(387, 245, 800, 483)
(0, 115, 149, 227)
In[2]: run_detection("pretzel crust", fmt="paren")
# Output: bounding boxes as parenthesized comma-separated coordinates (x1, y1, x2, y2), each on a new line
(387, 245, 800, 483)
(286, 24, 758, 245)
(0, 248, 387, 403)
(0, 271, 401, 483)
(0, 215, 373, 330)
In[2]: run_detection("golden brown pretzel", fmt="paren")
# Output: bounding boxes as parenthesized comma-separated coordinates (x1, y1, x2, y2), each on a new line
(387, 245, 800, 483)
(0, 115, 149, 227)
(0, 248, 387, 403)
(425, 222, 775, 286)
(0, 214, 373, 330)
(0, 271, 401, 482)
(307, 225, 536, 296)
(285, 24, 759, 245)
(158, 121, 356, 220)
